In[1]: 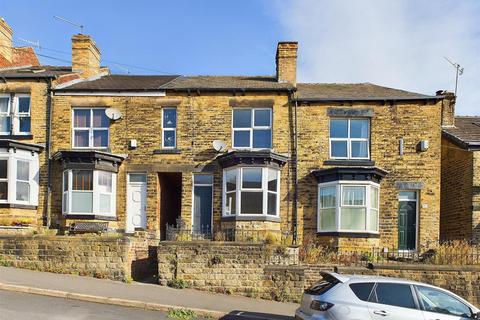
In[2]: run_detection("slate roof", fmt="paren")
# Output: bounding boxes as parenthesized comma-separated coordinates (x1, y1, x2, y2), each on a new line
(162, 76, 294, 91)
(0, 65, 73, 78)
(55, 75, 295, 92)
(442, 116, 480, 150)
(295, 83, 438, 101)
(55, 75, 179, 91)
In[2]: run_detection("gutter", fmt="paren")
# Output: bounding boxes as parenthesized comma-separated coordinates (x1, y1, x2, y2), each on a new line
(292, 96, 442, 103)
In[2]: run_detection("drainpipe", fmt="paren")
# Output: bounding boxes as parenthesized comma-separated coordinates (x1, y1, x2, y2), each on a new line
(44, 78, 53, 228)
(292, 95, 299, 245)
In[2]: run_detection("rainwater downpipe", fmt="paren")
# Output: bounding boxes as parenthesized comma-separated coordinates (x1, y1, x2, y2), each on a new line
(292, 96, 299, 245)
(45, 78, 53, 228)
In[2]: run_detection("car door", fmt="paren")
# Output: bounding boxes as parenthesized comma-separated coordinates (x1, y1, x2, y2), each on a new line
(367, 282, 425, 320)
(415, 285, 474, 320)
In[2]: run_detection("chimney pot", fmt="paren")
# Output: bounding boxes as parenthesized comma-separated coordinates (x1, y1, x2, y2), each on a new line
(276, 41, 298, 86)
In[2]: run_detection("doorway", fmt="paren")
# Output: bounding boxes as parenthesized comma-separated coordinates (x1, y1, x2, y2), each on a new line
(126, 173, 147, 233)
(192, 174, 213, 235)
(398, 191, 418, 251)
(158, 172, 182, 240)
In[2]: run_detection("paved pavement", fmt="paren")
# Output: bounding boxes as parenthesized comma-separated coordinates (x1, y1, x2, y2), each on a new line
(0, 267, 296, 319)
(0, 290, 174, 320)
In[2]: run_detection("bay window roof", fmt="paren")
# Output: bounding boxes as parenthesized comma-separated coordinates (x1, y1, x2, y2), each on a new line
(312, 166, 388, 184)
(52, 150, 125, 173)
(217, 150, 288, 169)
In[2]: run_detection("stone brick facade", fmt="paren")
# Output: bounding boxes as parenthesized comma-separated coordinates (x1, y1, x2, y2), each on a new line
(0, 17, 448, 251)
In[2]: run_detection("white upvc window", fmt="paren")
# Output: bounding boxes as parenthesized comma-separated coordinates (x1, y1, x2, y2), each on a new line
(0, 94, 31, 135)
(223, 166, 280, 217)
(329, 118, 370, 159)
(162, 108, 177, 149)
(0, 149, 39, 206)
(318, 181, 379, 233)
(62, 169, 116, 216)
(232, 108, 272, 149)
(72, 108, 109, 149)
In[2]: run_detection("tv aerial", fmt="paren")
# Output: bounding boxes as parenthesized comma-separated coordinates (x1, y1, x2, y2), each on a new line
(54, 16, 84, 34)
(444, 57, 464, 96)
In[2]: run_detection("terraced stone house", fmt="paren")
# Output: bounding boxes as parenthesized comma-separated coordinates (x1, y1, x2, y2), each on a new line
(441, 115, 480, 243)
(0, 17, 453, 250)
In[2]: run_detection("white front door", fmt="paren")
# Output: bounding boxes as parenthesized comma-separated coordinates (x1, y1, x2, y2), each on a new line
(126, 173, 147, 233)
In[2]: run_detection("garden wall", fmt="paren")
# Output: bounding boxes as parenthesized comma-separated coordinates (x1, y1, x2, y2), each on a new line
(0, 234, 155, 281)
(158, 242, 480, 305)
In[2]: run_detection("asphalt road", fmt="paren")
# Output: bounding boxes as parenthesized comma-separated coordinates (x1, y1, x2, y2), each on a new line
(0, 290, 294, 320)
(0, 290, 171, 320)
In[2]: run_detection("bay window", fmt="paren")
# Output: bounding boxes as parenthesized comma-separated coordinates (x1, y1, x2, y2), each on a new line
(0, 149, 39, 206)
(223, 167, 279, 217)
(62, 169, 116, 216)
(232, 108, 272, 149)
(73, 108, 109, 148)
(318, 181, 379, 233)
(330, 118, 369, 159)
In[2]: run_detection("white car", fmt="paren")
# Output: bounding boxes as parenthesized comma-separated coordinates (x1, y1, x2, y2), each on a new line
(295, 272, 479, 320)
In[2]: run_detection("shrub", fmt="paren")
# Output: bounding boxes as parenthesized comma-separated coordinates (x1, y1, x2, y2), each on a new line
(167, 278, 189, 289)
(167, 309, 197, 320)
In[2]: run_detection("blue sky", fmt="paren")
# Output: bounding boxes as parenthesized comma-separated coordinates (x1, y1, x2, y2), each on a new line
(2, 0, 480, 114)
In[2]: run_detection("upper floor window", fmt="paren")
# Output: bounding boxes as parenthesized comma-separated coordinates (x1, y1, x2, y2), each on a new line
(223, 167, 279, 217)
(0, 94, 31, 135)
(162, 108, 177, 148)
(330, 119, 369, 159)
(232, 108, 272, 149)
(318, 181, 379, 233)
(73, 108, 109, 148)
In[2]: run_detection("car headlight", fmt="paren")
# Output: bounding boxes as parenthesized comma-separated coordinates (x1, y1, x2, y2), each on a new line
(310, 300, 334, 311)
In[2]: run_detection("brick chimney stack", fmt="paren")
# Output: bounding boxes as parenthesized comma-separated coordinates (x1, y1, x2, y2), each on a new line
(72, 34, 101, 77)
(276, 42, 298, 86)
(437, 90, 456, 127)
(0, 18, 13, 63)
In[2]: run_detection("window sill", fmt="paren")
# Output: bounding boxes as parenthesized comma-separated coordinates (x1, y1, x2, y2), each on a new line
(0, 203, 37, 210)
(323, 159, 375, 166)
(64, 214, 117, 221)
(0, 134, 33, 140)
(153, 149, 181, 154)
(317, 231, 380, 238)
(221, 215, 280, 222)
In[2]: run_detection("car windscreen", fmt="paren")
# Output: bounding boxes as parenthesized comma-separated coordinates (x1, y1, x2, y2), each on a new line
(305, 274, 339, 295)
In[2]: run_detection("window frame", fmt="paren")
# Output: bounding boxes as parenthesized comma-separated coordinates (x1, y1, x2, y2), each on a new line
(232, 108, 272, 150)
(317, 180, 380, 233)
(329, 118, 370, 160)
(72, 108, 110, 149)
(13, 94, 31, 135)
(62, 169, 117, 216)
(222, 166, 280, 217)
(162, 107, 177, 149)
(15, 159, 31, 203)
(0, 94, 11, 135)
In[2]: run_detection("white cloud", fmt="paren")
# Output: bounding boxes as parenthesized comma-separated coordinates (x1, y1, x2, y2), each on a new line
(270, 0, 480, 115)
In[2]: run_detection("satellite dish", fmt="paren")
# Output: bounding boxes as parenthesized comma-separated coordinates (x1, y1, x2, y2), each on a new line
(105, 108, 122, 121)
(212, 140, 227, 152)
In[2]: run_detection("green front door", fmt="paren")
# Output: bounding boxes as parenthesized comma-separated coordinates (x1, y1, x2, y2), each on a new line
(398, 191, 417, 250)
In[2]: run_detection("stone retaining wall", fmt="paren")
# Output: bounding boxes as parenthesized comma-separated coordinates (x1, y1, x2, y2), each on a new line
(157, 241, 301, 300)
(158, 242, 480, 305)
(0, 235, 154, 281)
